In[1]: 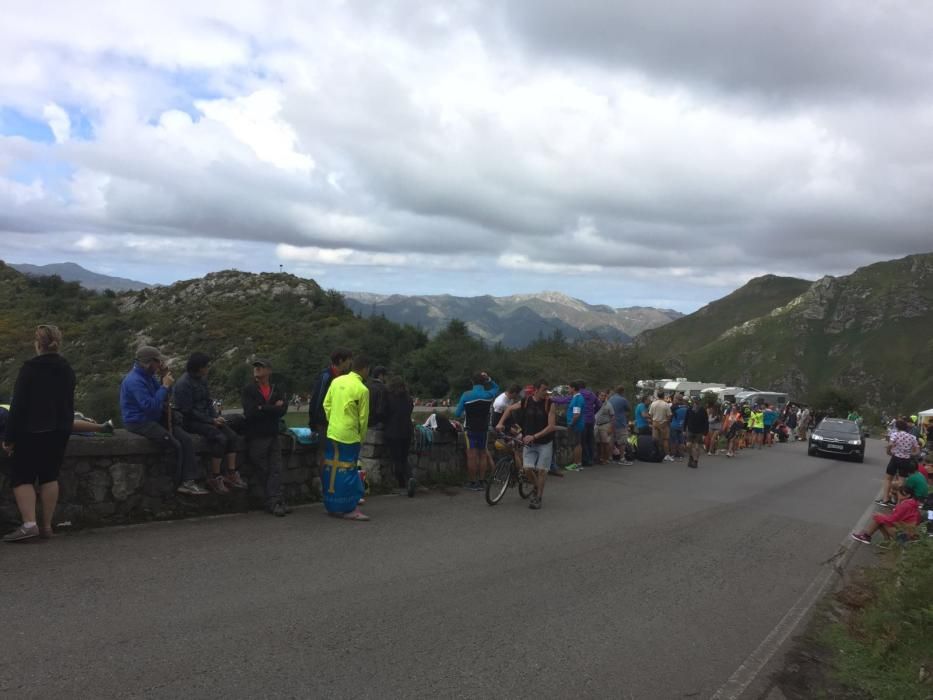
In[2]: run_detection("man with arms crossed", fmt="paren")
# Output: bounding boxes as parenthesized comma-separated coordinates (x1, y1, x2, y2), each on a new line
(497, 380, 556, 510)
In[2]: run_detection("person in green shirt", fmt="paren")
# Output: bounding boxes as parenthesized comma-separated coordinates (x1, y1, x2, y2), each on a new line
(904, 463, 929, 502)
(749, 407, 765, 449)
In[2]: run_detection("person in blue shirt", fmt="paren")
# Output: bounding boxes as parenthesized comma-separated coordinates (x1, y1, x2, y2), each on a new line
(670, 396, 688, 460)
(564, 385, 585, 469)
(763, 404, 777, 446)
(454, 371, 499, 490)
(121, 346, 208, 496)
(608, 386, 633, 465)
(634, 395, 652, 436)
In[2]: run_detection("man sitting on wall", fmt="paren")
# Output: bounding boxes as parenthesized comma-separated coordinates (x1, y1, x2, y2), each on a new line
(120, 346, 208, 496)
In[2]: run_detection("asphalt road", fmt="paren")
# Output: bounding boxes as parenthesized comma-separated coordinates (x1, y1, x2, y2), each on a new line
(0, 439, 883, 699)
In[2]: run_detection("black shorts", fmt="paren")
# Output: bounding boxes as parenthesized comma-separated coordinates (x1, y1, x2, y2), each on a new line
(886, 456, 912, 478)
(10, 431, 70, 487)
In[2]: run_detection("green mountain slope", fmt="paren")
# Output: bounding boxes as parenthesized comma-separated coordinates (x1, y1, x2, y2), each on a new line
(636, 274, 812, 357)
(636, 253, 933, 415)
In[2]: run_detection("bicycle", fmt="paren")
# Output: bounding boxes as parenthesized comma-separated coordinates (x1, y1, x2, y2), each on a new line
(485, 434, 536, 506)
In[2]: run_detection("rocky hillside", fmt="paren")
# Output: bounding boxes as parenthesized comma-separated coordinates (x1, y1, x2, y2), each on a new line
(343, 290, 683, 347)
(636, 253, 933, 414)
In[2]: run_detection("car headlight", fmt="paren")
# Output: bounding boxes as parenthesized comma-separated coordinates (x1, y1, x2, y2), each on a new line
(812, 434, 823, 441)
(847, 439, 861, 445)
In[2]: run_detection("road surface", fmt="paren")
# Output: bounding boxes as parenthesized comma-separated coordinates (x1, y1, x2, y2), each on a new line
(0, 440, 881, 699)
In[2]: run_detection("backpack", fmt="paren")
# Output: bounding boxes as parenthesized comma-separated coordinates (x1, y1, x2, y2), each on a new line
(636, 434, 663, 463)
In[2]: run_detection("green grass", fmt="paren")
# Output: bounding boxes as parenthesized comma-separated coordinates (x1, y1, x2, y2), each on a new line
(821, 539, 933, 699)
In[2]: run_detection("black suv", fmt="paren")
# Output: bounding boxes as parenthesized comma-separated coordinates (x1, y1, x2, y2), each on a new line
(808, 418, 866, 462)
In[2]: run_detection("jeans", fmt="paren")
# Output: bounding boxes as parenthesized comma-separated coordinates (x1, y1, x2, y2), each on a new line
(247, 435, 283, 508)
(126, 421, 200, 484)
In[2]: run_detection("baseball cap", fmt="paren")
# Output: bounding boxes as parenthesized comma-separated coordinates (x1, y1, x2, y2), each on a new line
(252, 358, 272, 368)
(136, 346, 166, 363)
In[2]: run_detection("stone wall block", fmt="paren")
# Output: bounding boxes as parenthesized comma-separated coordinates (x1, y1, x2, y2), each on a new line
(110, 462, 145, 501)
(80, 470, 112, 503)
(143, 476, 174, 498)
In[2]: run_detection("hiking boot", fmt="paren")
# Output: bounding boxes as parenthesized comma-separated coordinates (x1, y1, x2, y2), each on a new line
(222, 471, 248, 490)
(3, 524, 39, 542)
(177, 480, 209, 496)
(407, 477, 417, 498)
(272, 502, 287, 517)
(207, 475, 230, 494)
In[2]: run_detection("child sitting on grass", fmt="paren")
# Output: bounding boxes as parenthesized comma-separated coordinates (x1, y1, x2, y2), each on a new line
(851, 484, 921, 544)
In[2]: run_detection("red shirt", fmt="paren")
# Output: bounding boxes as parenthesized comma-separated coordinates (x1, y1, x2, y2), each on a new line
(874, 498, 921, 527)
(258, 384, 272, 402)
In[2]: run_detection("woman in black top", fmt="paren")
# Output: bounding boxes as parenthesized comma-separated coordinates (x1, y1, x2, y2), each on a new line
(384, 376, 416, 497)
(3, 325, 76, 542)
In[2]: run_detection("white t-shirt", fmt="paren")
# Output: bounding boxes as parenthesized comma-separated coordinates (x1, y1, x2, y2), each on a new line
(493, 392, 513, 414)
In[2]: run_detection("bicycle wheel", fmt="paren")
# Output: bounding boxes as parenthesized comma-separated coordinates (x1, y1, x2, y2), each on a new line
(485, 457, 512, 506)
(518, 469, 536, 500)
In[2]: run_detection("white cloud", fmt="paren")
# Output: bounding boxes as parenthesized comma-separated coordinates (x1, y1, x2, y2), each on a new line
(42, 103, 71, 143)
(0, 1, 931, 308)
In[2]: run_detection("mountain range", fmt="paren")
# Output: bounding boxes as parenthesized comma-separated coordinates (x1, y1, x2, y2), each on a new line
(10, 262, 150, 291)
(343, 291, 683, 347)
(635, 252, 933, 413)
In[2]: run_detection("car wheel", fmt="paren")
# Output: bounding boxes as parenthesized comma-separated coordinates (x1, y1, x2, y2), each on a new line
(808, 446, 817, 456)
(855, 452, 864, 463)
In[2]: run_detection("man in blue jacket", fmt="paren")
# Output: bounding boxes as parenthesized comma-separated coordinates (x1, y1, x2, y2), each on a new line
(121, 346, 208, 496)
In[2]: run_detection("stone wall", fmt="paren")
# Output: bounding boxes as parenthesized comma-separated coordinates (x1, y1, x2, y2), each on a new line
(0, 427, 572, 529)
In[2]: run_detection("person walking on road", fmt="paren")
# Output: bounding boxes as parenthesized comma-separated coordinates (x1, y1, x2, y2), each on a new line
(684, 397, 710, 469)
(322, 355, 371, 521)
(2, 325, 76, 543)
(242, 359, 290, 517)
(497, 380, 557, 510)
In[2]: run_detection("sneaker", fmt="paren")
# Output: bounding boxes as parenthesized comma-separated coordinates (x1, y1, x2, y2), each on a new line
(222, 471, 248, 490)
(873, 498, 887, 506)
(620, 460, 634, 466)
(850, 532, 871, 544)
(881, 500, 896, 509)
(3, 524, 39, 542)
(207, 475, 230, 494)
(407, 477, 417, 498)
(564, 464, 579, 472)
(100, 419, 115, 435)
(529, 497, 542, 510)
(663, 455, 675, 462)
(39, 526, 54, 539)
(177, 480, 209, 496)
(688, 460, 698, 469)
(272, 502, 287, 517)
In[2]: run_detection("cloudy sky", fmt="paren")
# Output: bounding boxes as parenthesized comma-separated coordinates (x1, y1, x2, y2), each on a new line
(2, 1, 932, 312)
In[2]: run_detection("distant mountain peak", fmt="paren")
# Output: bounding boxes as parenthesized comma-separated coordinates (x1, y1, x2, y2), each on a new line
(341, 290, 683, 347)
(9, 261, 150, 292)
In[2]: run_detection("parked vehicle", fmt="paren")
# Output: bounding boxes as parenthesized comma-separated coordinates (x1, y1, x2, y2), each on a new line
(735, 390, 789, 408)
(808, 418, 865, 462)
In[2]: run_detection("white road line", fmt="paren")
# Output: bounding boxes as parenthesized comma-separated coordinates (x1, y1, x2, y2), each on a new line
(709, 498, 878, 700)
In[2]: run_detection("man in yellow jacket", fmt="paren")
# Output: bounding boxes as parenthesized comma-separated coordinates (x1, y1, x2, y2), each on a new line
(322, 355, 371, 521)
